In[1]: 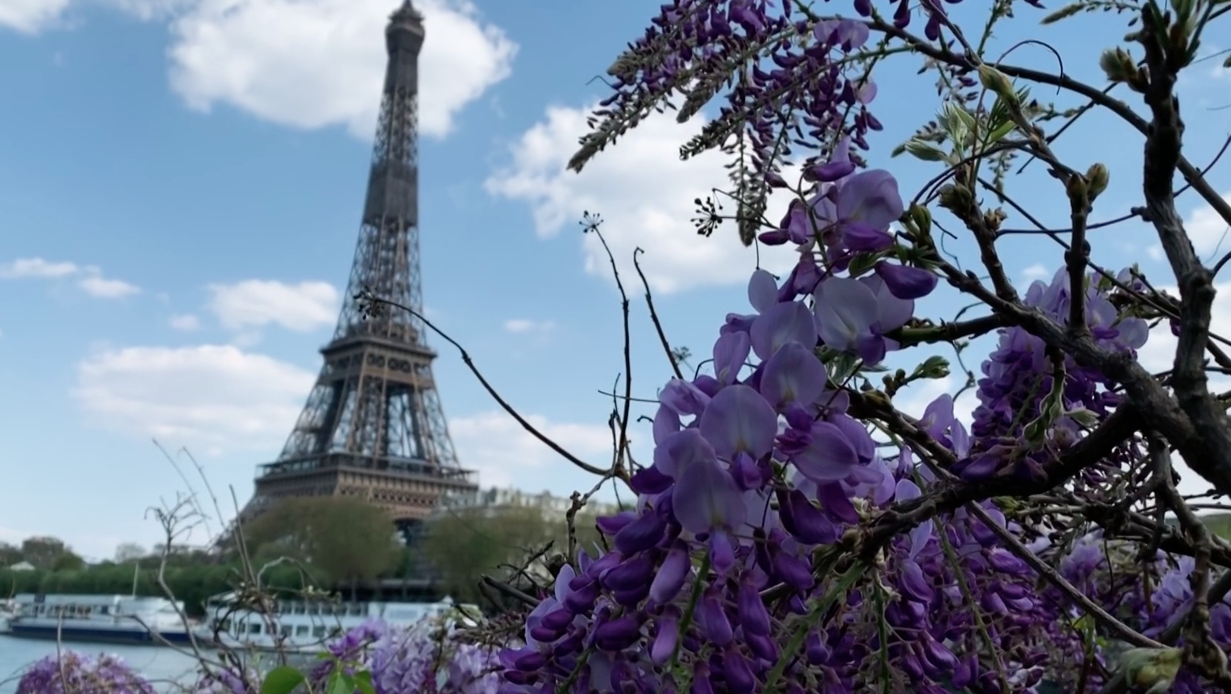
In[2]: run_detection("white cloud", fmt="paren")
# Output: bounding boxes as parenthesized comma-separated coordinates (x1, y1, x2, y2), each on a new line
(0, 0, 71, 33)
(503, 318, 554, 335)
(207, 279, 339, 332)
(1021, 263, 1049, 281)
(449, 411, 614, 489)
(485, 104, 799, 295)
(102, 0, 195, 21)
(1147, 191, 1231, 263)
(78, 269, 141, 298)
(0, 257, 78, 278)
(2, 257, 140, 298)
(170, 313, 201, 330)
(167, 0, 516, 139)
(73, 344, 315, 452)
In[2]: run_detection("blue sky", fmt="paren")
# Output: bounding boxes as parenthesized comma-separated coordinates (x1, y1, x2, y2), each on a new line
(0, 0, 1229, 561)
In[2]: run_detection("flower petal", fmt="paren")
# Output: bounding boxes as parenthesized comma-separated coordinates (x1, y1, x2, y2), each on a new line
(653, 428, 718, 479)
(814, 277, 877, 352)
(836, 169, 904, 231)
(760, 341, 827, 411)
(672, 459, 746, 534)
(699, 384, 778, 459)
(751, 301, 819, 360)
(713, 331, 751, 385)
(790, 421, 859, 482)
(748, 269, 778, 313)
(874, 261, 938, 300)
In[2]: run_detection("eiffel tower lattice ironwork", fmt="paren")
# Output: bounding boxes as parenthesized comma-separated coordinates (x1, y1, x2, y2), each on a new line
(242, 0, 476, 538)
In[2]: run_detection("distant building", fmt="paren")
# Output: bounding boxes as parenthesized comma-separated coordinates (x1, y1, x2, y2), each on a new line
(436, 487, 621, 520)
(5, 561, 35, 572)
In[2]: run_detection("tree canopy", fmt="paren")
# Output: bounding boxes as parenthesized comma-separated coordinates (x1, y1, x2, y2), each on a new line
(241, 496, 404, 586)
(422, 505, 603, 603)
(16, 536, 83, 571)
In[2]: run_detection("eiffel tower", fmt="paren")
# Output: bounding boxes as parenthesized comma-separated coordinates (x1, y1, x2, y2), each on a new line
(241, 0, 476, 544)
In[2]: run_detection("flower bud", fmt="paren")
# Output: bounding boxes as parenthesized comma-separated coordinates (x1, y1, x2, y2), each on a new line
(737, 577, 772, 637)
(1098, 48, 1137, 84)
(1118, 647, 1182, 694)
(977, 64, 1016, 102)
(1085, 162, 1110, 201)
(907, 202, 932, 240)
(937, 183, 973, 215)
(601, 553, 654, 592)
(612, 510, 667, 554)
(722, 647, 756, 694)
(697, 589, 734, 646)
(593, 615, 642, 652)
(1066, 172, 1089, 205)
(649, 542, 691, 604)
(650, 609, 679, 665)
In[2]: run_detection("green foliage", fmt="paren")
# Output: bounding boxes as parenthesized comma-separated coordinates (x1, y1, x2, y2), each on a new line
(422, 506, 603, 603)
(50, 553, 85, 572)
(0, 542, 21, 567)
(242, 497, 403, 586)
(113, 542, 148, 564)
(19, 536, 83, 571)
(1200, 512, 1231, 540)
(258, 665, 305, 694)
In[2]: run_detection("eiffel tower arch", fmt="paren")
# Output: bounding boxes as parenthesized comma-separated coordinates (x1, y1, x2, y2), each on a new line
(238, 1, 477, 550)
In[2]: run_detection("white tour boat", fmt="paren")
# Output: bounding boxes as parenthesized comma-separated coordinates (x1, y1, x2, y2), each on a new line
(196, 592, 480, 653)
(6, 593, 193, 645)
(0, 597, 15, 634)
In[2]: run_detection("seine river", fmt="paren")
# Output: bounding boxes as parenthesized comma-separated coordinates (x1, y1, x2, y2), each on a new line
(0, 634, 214, 693)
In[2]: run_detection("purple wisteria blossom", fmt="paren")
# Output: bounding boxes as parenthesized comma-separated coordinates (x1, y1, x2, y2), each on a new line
(17, 652, 156, 694)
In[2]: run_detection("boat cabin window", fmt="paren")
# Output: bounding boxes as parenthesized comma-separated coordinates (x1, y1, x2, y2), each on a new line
(295, 625, 309, 637)
(313, 626, 326, 638)
(248, 622, 262, 635)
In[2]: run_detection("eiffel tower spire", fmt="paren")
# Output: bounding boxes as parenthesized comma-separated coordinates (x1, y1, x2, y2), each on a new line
(243, 2, 476, 537)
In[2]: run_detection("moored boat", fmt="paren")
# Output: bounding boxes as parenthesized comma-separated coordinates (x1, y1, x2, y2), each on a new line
(195, 592, 479, 654)
(7, 593, 194, 645)
(0, 598, 14, 633)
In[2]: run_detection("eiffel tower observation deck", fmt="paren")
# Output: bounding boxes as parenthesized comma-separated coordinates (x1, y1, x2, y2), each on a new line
(242, 0, 477, 540)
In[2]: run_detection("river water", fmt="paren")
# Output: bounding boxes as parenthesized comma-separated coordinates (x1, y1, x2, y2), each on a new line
(0, 634, 220, 693)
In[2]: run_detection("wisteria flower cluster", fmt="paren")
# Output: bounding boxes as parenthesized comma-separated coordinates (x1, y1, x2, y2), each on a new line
(497, 133, 1138, 690)
(301, 618, 501, 694)
(508, 0, 1231, 688)
(16, 651, 157, 694)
